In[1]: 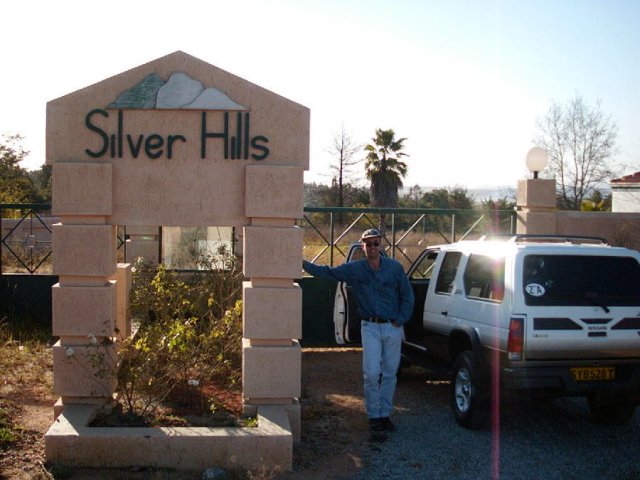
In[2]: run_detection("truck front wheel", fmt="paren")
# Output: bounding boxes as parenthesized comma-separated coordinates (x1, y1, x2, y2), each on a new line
(451, 351, 490, 429)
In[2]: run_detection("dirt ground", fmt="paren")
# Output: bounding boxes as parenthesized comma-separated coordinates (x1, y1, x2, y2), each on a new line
(1, 347, 427, 479)
(278, 348, 370, 479)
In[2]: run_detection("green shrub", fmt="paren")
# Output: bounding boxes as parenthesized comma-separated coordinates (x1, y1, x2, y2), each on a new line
(0, 427, 18, 448)
(0, 405, 19, 449)
(117, 248, 243, 417)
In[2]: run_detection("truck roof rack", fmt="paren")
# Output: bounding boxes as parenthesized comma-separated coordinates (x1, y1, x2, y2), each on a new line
(478, 234, 609, 245)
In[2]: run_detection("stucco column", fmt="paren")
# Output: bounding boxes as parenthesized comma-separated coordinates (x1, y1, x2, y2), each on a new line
(51, 162, 119, 411)
(516, 178, 557, 234)
(242, 165, 304, 442)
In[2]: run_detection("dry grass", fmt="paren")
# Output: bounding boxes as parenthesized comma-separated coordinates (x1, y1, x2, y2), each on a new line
(0, 320, 53, 390)
(0, 317, 55, 479)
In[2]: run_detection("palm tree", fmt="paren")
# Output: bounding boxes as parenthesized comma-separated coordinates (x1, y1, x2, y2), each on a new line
(364, 128, 408, 232)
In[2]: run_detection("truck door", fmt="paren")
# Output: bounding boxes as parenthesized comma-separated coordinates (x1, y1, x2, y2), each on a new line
(424, 251, 463, 338)
(405, 248, 440, 347)
(332, 244, 366, 344)
(332, 244, 392, 344)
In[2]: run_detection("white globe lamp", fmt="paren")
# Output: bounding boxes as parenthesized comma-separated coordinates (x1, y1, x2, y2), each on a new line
(525, 147, 549, 179)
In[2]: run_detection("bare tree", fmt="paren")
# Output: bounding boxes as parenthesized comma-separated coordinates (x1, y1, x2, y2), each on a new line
(535, 94, 618, 210)
(405, 185, 424, 208)
(328, 123, 362, 207)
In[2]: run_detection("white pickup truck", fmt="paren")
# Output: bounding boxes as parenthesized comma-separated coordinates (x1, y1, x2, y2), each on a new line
(334, 234, 640, 429)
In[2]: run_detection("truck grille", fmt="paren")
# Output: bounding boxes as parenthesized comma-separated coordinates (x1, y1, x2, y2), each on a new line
(533, 317, 582, 330)
(612, 318, 640, 330)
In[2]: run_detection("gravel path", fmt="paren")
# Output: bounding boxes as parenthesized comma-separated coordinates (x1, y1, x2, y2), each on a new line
(354, 366, 640, 480)
(286, 349, 640, 480)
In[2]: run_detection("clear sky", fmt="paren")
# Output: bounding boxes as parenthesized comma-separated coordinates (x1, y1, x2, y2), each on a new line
(1, 0, 639, 189)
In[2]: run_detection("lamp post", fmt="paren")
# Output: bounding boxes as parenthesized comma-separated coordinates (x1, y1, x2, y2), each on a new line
(525, 147, 549, 179)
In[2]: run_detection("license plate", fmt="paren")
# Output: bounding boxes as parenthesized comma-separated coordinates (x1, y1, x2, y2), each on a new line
(570, 367, 615, 381)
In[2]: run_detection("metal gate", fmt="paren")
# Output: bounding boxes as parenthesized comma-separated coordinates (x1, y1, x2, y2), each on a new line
(300, 206, 516, 269)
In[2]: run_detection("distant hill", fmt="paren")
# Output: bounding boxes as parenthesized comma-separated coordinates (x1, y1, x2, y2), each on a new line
(400, 186, 517, 201)
(468, 186, 516, 201)
(304, 182, 518, 206)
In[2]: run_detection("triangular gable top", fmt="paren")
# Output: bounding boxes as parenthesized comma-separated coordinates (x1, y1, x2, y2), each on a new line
(47, 51, 309, 168)
(48, 51, 305, 110)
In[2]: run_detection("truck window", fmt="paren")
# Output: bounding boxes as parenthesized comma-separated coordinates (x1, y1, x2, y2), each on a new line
(435, 252, 462, 294)
(410, 249, 439, 280)
(463, 254, 505, 302)
(523, 255, 640, 306)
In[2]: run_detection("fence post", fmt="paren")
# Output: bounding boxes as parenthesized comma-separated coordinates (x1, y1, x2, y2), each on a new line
(329, 211, 334, 266)
(391, 212, 396, 258)
(451, 213, 456, 242)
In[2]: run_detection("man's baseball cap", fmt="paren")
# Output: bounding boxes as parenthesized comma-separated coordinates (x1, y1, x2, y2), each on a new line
(361, 228, 382, 240)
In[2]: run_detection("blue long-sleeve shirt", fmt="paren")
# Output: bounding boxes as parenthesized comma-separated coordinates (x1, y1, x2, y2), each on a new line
(303, 257, 414, 325)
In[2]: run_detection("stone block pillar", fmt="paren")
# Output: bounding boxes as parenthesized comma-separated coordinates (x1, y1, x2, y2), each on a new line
(51, 162, 119, 410)
(242, 165, 304, 442)
(110, 263, 133, 341)
(516, 178, 557, 234)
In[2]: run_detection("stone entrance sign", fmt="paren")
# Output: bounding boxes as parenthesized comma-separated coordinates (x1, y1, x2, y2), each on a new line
(45, 51, 309, 470)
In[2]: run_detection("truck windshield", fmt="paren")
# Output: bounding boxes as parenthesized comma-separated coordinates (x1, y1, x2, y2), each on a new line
(523, 255, 640, 307)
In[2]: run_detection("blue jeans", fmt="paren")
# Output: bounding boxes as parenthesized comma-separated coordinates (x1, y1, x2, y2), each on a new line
(361, 320, 403, 419)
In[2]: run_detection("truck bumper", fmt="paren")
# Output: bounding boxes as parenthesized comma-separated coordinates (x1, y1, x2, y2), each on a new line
(502, 362, 640, 396)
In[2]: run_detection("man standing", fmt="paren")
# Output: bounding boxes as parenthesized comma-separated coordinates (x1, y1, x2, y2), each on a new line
(303, 228, 414, 442)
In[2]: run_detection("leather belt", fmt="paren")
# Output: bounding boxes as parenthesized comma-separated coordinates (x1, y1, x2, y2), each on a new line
(364, 317, 392, 324)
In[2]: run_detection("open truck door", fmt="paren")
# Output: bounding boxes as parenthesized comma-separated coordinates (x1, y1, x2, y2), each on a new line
(333, 243, 366, 344)
(404, 248, 440, 348)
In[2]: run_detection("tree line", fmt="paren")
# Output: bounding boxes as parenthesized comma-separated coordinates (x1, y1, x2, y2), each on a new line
(304, 182, 515, 212)
(0, 134, 51, 205)
(315, 93, 618, 214)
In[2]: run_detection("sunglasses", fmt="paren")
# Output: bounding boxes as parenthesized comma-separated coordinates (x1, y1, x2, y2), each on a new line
(363, 241, 380, 247)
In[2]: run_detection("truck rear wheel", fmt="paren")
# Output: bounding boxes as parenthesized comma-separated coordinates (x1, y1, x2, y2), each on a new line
(451, 351, 490, 429)
(587, 391, 637, 425)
